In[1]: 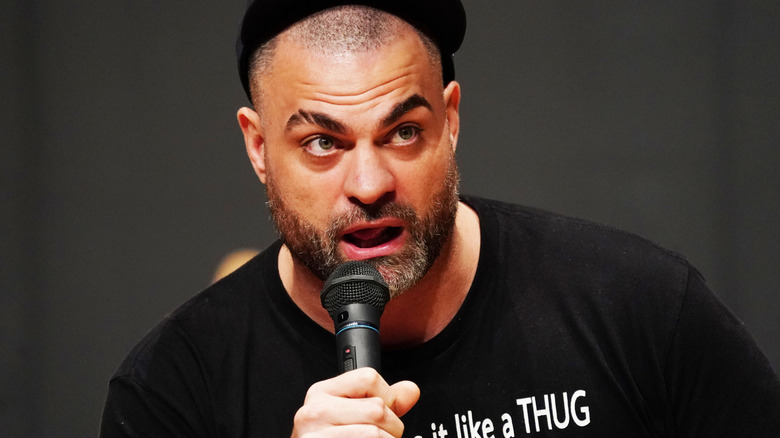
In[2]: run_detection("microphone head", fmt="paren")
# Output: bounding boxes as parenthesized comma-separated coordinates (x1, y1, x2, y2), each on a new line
(320, 261, 390, 317)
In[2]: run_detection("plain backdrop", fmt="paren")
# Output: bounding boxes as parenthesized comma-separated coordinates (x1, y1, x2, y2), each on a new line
(2, 1, 779, 436)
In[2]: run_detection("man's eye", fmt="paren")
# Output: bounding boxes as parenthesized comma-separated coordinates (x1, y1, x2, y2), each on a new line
(390, 125, 420, 144)
(303, 136, 337, 155)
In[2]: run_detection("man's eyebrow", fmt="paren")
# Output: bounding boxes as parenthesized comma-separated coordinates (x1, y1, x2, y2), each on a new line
(285, 110, 349, 135)
(380, 94, 434, 128)
(284, 94, 433, 134)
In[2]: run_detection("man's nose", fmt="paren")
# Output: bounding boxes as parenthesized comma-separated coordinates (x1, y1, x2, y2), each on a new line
(343, 143, 395, 207)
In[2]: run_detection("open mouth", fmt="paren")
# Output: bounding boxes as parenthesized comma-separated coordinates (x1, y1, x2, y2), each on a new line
(343, 226, 404, 248)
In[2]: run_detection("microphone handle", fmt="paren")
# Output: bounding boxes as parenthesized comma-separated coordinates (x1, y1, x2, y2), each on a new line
(333, 303, 383, 373)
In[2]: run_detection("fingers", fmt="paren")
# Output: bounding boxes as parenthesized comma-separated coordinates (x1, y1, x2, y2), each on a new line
(294, 395, 403, 437)
(304, 367, 395, 400)
(387, 380, 421, 417)
(294, 424, 396, 438)
(291, 368, 420, 438)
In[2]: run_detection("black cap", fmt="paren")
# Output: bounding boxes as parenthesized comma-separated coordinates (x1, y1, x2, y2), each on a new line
(236, 0, 467, 102)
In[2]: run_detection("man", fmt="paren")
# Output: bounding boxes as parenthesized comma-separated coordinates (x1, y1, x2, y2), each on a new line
(101, 1, 780, 437)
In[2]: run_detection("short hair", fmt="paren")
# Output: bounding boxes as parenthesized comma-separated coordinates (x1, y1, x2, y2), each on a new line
(248, 5, 442, 110)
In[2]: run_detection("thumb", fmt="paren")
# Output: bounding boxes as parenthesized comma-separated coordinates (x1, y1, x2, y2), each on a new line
(388, 380, 420, 417)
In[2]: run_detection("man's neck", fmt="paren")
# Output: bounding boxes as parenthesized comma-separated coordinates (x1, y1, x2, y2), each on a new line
(278, 201, 481, 349)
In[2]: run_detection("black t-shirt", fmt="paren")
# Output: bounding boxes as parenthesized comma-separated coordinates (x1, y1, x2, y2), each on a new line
(101, 197, 780, 437)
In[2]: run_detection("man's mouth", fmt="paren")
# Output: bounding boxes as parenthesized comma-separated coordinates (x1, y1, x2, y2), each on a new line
(343, 226, 404, 248)
(339, 221, 407, 260)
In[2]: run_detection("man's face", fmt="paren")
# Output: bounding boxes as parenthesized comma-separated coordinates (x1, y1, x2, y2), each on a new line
(245, 29, 461, 295)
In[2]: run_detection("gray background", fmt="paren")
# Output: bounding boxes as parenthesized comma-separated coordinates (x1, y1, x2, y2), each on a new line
(2, 1, 778, 436)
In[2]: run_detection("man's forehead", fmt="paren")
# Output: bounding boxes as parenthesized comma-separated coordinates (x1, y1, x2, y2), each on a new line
(265, 33, 441, 105)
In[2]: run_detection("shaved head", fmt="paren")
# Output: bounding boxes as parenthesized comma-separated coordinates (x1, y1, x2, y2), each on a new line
(248, 5, 442, 111)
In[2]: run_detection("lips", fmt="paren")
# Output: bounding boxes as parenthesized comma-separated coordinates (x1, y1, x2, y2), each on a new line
(343, 226, 403, 248)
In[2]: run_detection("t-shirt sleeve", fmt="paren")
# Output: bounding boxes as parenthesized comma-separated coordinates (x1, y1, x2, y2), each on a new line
(100, 375, 208, 438)
(664, 267, 780, 436)
(99, 321, 213, 438)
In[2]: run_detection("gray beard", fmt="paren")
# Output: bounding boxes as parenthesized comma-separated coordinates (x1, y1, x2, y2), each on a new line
(265, 155, 460, 297)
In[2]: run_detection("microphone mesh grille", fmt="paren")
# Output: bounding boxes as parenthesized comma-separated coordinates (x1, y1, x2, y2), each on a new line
(321, 261, 390, 316)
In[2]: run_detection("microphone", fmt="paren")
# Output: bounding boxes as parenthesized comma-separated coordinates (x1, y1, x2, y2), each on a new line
(320, 261, 390, 373)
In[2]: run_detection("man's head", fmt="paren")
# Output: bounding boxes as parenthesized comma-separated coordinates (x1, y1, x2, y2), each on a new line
(236, 2, 466, 296)
(236, 0, 467, 103)
(247, 6, 442, 113)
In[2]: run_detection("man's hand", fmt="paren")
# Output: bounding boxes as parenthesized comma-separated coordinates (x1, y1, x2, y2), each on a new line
(291, 368, 420, 437)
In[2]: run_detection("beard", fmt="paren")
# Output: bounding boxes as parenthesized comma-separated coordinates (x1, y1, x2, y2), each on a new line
(265, 155, 460, 297)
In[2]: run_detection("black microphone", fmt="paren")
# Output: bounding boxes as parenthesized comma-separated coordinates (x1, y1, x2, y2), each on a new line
(320, 261, 390, 373)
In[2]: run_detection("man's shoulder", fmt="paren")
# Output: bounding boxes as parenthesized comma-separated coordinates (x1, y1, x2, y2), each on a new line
(174, 249, 269, 320)
(464, 197, 699, 364)
(466, 195, 685, 253)
(111, 243, 280, 381)
(464, 195, 693, 285)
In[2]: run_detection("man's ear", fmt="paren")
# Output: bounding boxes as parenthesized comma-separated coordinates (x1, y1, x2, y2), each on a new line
(237, 107, 267, 184)
(443, 81, 461, 152)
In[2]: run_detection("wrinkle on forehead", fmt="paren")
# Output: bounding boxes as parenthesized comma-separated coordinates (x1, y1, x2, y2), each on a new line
(301, 69, 420, 106)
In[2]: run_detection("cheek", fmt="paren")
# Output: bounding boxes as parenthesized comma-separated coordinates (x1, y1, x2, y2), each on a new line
(399, 151, 453, 204)
(269, 159, 343, 224)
